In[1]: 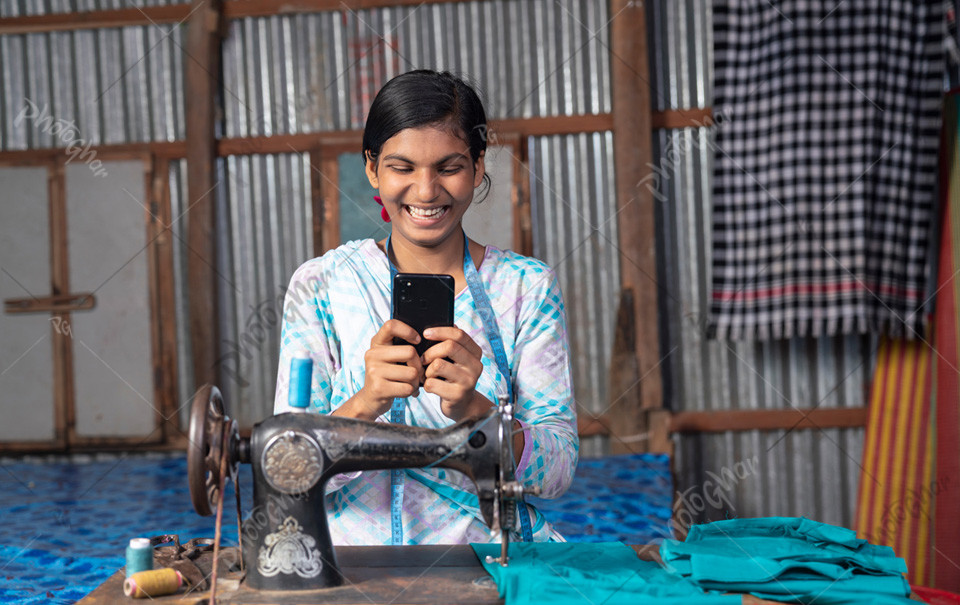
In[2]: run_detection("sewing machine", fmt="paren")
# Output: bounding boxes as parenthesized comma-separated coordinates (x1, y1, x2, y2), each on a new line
(186, 384, 534, 592)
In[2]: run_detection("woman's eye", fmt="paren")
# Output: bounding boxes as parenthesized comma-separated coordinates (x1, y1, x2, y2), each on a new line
(439, 166, 463, 175)
(390, 166, 413, 174)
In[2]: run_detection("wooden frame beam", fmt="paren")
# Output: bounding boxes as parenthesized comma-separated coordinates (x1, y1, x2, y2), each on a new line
(146, 155, 182, 442)
(48, 160, 71, 449)
(610, 0, 662, 411)
(0, 110, 693, 164)
(314, 146, 341, 256)
(577, 407, 869, 437)
(670, 407, 868, 433)
(0, 114, 618, 165)
(184, 0, 223, 389)
(503, 134, 534, 257)
(652, 108, 713, 130)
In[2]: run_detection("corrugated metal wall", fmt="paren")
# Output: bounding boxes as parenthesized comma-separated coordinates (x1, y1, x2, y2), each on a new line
(530, 132, 619, 458)
(215, 153, 313, 427)
(170, 154, 314, 429)
(220, 0, 611, 137)
(215, 0, 619, 428)
(647, 0, 874, 529)
(0, 25, 184, 148)
(168, 159, 193, 427)
(0, 0, 620, 434)
(1, 0, 180, 18)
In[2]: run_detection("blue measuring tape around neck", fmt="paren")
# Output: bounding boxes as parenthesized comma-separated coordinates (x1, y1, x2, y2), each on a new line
(385, 232, 533, 544)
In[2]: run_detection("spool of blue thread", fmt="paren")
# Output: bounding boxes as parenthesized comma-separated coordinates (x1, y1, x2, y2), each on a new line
(126, 538, 153, 577)
(288, 356, 313, 411)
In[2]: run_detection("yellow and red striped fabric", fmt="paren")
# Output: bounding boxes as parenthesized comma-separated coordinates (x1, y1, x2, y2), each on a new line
(856, 336, 936, 587)
(932, 92, 960, 593)
(856, 91, 960, 592)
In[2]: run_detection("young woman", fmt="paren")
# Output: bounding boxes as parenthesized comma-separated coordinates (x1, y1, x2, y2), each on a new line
(274, 70, 578, 545)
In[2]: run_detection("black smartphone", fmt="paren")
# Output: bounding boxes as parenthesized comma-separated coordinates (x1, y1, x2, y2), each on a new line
(392, 273, 455, 357)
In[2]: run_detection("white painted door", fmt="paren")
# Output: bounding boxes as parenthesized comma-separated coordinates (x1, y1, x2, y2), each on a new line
(66, 161, 156, 439)
(0, 166, 56, 442)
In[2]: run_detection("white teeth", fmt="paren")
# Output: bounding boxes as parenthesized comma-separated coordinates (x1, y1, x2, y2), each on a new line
(406, 206, 446, 219)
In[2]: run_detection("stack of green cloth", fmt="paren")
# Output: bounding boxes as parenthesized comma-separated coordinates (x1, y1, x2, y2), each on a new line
(471, 542, 740, 604)
(659, 517, 913, 604)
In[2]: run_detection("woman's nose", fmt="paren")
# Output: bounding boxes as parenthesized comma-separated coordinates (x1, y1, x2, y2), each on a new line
(416, 170, 439, 201)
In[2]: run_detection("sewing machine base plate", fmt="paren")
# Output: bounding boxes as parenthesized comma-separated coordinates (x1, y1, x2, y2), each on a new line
(79, 545, 502, 604)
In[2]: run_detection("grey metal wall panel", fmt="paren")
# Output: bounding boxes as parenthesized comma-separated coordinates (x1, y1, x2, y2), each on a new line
(168, 158, 195, 428)
(647, 0, 712, 112)
(215, 153, 313, 427)
(1, 0, 182, 18)
(0, 25, 184, 150)
(675, 428, 866, 529)
(221, 0, 611, 138)
(647, 0, 874, 529)
(530, 131, 619, 459)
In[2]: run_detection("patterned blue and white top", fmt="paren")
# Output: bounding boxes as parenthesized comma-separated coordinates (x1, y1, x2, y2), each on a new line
(274, 239, 579, 545)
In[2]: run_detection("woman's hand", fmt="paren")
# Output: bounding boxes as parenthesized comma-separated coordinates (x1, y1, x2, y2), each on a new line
(334, 320, 424, 421)
(421, 326, 492, 421)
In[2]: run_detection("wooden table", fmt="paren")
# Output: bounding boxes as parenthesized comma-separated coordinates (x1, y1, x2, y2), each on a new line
(78, 544, 788, 604)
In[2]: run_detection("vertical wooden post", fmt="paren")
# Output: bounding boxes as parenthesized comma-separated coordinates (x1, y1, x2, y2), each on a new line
(309, 149, 324, 258)
(505, 134, 534, 257)
(185, 0, 223, 389)
(606, 288, 673, 455)
(147, 156, 181, 440)
(49, 160, 72, 449)
(610, 0, 662, 411)
(316, 147, 340, 254)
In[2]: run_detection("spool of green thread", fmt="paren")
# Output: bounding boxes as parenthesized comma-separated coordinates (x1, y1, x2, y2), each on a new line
(125, 538, 153, 577)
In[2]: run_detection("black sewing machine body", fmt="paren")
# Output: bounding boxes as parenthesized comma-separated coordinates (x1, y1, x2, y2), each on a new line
(188, 385, 524, 592)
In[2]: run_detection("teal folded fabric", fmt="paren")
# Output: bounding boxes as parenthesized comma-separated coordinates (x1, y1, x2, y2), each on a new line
(471, 542, 740, 605)
(660, 517, 913, 605)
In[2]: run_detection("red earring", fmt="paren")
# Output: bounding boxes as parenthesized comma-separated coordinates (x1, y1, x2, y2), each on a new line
(374, 196, 390, 223)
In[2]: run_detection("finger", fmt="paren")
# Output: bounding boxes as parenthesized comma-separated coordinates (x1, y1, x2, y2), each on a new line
(366, 362, 421, 386)
(422, 336, 483, 367)
(423, 357, 452, 380)
(425, 358, 477, 388)
(423, 344, 483, 380)
(367, 344, 422, 366)
(372, 319, 421, 347)
(423, 377, 465, 401)
(423, 327, 483, 359)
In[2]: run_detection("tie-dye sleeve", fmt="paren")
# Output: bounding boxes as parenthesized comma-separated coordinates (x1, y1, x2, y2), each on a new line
(511, 269, 579, 499)
(274, 260, 341, 414)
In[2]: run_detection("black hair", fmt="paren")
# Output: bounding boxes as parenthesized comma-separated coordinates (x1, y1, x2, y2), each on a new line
(362, 70, 492, 200)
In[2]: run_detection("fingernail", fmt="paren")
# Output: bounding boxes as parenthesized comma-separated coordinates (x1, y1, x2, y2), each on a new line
(422, 329, 433, 339)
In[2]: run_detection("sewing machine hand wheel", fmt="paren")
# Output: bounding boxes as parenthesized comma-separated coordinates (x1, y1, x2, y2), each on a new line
(188, 385, 239, 517)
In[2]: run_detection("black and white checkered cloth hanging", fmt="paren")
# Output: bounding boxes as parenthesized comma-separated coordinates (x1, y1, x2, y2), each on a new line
(710, 0, 944, 340)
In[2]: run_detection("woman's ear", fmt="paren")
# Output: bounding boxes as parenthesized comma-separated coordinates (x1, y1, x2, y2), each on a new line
(473, 150, 486, 188)
(365, 151, 380, 189)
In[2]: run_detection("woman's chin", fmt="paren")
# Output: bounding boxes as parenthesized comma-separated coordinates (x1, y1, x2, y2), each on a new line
(395, 222, 462, 249)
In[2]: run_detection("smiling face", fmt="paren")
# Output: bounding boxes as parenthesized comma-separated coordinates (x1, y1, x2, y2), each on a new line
(365, 124, 485, 250)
